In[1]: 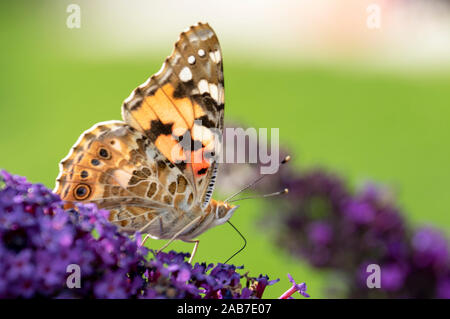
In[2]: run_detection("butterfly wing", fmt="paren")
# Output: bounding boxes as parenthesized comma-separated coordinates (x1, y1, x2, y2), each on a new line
(54, 121, 196, 234)
(55, 23, 225, 237)
(121, 22, 224, 209)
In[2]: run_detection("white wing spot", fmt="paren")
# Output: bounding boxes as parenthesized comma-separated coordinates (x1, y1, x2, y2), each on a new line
(218, 83, 224, 104)
(179, 67, 192, 82)
(209, 51, 217, 63)
(209, 83, 219, 102)
(198, 79, 209, 94)
(214, 50, 221, 64)
(198, 49, 206, 57)
(188, 55, 196, 65)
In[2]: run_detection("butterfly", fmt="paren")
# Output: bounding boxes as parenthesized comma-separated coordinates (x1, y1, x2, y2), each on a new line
(54, 23, 238, 263)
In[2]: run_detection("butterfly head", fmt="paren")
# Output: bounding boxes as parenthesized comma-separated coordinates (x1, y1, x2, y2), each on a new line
(210, 200, 239, 226)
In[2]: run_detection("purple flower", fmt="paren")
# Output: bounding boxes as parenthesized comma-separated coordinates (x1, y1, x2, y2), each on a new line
(0, 170, 281, 299)
(5, 249, 34, 280)
(412, 227, 449, 270)
(344, 200, 375, 225)
(279, 274, 309, 299)
(380, 263, 407, 292)
(307, 222, 333, 245)
(35, 250, 66, 287)
(250, 275, 280, 299)
(94, 270, 129, 299)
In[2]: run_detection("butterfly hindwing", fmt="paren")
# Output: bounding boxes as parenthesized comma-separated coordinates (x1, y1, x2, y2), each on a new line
(54, 121, 197, 233)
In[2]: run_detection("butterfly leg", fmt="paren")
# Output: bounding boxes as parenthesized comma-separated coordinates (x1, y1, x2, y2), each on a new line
(136, 216, 161, 248)
(182, 239, 200, 264)
(139, 234, 151, 248)
(157, 216, 201, 255)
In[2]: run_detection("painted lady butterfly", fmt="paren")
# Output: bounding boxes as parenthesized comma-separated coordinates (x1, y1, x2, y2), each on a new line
(54, 23, 237, 262)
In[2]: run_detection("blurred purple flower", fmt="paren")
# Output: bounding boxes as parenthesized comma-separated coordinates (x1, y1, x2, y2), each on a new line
(380, 263, 407, 292)
(412, 227, 449, 270)
(258, 167, 449, 299)
(94, 270, 129, 299)
(307, 222, 333, 246)
(437, 278, 450, 299)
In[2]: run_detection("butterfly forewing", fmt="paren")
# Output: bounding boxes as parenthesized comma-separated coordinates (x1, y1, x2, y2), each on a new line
(121, 22, 224, 208)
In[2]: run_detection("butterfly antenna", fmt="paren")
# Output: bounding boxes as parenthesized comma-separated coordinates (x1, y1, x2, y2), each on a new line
(224, 155, 290, 203)
(223, 221, 247, 264)
(227, 188, 288, 203)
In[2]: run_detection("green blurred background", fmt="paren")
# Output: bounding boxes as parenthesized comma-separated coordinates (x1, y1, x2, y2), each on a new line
(1, 1, 449, 298)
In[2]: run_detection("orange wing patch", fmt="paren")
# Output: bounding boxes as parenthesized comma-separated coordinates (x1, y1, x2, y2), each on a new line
(126, 82, 214, 169)
(154, 134, 186, 164)
(127, 83, 205, 136)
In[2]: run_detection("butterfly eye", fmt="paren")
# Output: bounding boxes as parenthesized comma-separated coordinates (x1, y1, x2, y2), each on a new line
(73, 184, 91, 200)
(98, 148, 111, 159)
(216, 205, 227, 219)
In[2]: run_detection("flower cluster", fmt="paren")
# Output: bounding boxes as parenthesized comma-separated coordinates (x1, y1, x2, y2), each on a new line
(0, 170, 279, 298)
(0, 170, 149, 298)
(142, 250, 279, 299)
(262, 168, 450, 298)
